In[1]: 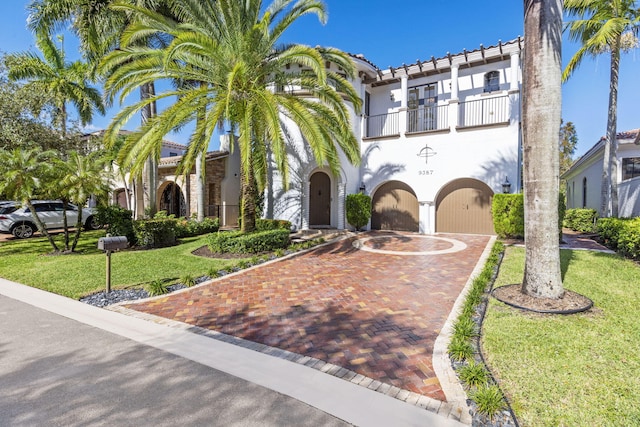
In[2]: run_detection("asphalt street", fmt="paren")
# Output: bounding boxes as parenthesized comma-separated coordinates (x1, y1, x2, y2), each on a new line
(0, 294, 348, 426)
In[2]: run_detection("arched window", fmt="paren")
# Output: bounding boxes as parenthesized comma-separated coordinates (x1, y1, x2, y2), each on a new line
(484, 71, 500, 93)
(582, 177, 587, 208)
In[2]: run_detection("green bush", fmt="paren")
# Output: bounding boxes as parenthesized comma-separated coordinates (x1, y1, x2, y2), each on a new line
(174, 217, 220, 237)
(255, 218, 292, 231)
(598, 217, 640, 258)
(492, 193, 565, 240)
(471, 385, 506, 421)
(207, 229, 290, 254)
(564, 208, 598, 233)
(95, 205, 136, 245)
(492, 194, 524, 239)
(346, 193, 372, 231)
(134, 218, 178, 248)
(145, 279, 168, 296)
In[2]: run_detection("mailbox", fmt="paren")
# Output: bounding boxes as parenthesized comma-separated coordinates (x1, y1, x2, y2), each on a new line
(98, 236, 129, 251)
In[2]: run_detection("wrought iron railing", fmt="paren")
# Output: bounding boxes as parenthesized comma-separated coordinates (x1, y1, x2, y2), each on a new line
(364, 111, 399, 138)
(406, 104, 448, 133)
(458, 95, 510, 127)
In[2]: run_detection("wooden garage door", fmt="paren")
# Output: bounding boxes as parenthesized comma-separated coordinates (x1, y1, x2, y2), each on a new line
(436, 179, 494, 234)
(371, 181, 419, 232)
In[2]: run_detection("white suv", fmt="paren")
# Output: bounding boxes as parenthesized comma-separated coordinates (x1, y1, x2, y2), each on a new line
(0, 201, 100, 238)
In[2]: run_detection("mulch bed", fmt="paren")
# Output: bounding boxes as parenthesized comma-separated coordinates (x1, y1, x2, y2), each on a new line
(493, 284, 593, 314)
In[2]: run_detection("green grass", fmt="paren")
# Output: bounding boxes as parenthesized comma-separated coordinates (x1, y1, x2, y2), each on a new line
(0, 231, 241, 299)
(483, 247, 640, 426)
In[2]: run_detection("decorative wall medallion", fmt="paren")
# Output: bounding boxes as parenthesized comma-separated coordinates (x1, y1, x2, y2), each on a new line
(417, 144, 437, 164)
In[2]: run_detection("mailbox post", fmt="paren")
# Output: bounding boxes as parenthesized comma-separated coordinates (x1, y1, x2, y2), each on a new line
(98, 236, 128, 293)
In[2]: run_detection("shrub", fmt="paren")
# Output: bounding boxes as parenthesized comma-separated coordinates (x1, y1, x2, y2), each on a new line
(598, 217, 640, 258)
(448, 337, 474, 362)
(207, 229, 290, 254)
(255, 218, 292, 231)
(564, 208, 598, 232)
(146, 279, 168, 296)
(452, 316, 478, 341)
(346, 193, 372, 231)
(471, 385, 506, 421)
(180, 274, 196, 288)
(492, 194, 524, 239)
(174, 217, 220, 238)
(458, 361, 490, 389)
(492, 193, 565, 240)
(134, 218, 177, 248)
(96, 205, 136, 244)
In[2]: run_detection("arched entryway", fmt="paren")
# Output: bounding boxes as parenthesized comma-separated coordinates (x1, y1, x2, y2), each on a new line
(436, 178, 494, 234)
(309, 171, 331, 227)
(114, 188, 129, 209)
(371, 181, 419, 232)
(159, 182, 186, 217)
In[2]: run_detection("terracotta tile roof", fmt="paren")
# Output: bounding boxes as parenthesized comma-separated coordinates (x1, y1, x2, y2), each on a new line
(158, 150, 229, 167)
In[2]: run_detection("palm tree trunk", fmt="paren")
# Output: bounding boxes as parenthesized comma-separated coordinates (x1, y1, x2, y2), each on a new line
(522, 0, 564, 299)
(61, 198, 70, 251)
(196, 152, 205, 221)
(607, 37, 620, 218)
(240, 160, 257, 233)
(71, 210, 83, 252)
(25, 199, 59, 252)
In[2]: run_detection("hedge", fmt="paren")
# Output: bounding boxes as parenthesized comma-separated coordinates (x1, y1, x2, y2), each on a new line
(134, 218, 177, 248)
(563, 208, 598, 233)
(255, 218, 292, 231)
(96, 205, 136, 245)
(597, 217, 640, 259)
(492, 193, 565, 240)
(207, 229, 290, 254)
(174, 217, 220, 237)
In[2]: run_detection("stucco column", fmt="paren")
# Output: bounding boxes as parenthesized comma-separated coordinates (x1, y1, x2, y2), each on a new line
(399, 75, 408, 134)
(449, 65, 460, 130)
(337, 182, 346, 230)
(450, 64, 459, 100)
(195, 152, 205, 221)
(510, 52, 520, 92)
(419, 201, 435, 234)
(302, 177, 310, 230)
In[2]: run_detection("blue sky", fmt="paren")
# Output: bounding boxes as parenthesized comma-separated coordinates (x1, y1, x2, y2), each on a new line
(1, 1, 639, 158)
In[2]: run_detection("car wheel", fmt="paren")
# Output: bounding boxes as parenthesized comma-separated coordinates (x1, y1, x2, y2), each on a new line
(12, 223, 35, 239)
(84, 216, 102, 230)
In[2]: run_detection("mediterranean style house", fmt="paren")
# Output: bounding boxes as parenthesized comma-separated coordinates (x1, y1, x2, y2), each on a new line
(106, 37, 524, 235)
(563, 129, 640, 217)
(265, 37, 523, 234)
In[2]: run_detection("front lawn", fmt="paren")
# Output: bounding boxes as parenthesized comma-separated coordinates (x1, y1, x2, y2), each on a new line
(0, 231, 241, 299)
(482, 247, 640, 426)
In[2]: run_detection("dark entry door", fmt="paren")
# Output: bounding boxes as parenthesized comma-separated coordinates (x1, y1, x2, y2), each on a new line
(309, 172, 331, 226)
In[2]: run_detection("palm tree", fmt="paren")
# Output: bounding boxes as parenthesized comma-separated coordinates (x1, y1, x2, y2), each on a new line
(522, 0, 564, 298)
(100, 0, 361, 232)
(58, 150, 112, 251)
(563, 0, 640, 218)
(27, 0, 175, 219)
(0, 148, 60, 252)
(6, 32, 105, 138)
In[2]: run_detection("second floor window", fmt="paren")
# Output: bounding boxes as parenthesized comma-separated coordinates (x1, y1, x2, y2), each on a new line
(622, 157, 640, 181)
(484, 71, 500, 93)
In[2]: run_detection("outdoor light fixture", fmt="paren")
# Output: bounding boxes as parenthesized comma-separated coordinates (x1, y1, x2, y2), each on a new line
(359, 182, 366, 193)
(502, 176, 511, 194)
(390, 92, 395, 102)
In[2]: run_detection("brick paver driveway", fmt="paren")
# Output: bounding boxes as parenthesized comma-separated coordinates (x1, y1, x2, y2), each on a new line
(125, 231, 491, 402)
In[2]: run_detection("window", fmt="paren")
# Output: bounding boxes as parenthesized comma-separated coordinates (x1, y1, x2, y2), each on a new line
(407, 84, 438, 132)
(622, 157, 640, 181)
(169, 152, 178, 157)
(582, 177, 587, 208)
(484, 71, 500, 93)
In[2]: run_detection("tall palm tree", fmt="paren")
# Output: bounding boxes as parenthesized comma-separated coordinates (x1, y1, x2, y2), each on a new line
(522, 0, 564, 298)
(27, 0, 174, 219)
(58, 150, 112, 251)
(563, 0, 640, 217)
(100, 0, 361, 232)
(0, 148, 60, 252)
(6, 32, 105, 137)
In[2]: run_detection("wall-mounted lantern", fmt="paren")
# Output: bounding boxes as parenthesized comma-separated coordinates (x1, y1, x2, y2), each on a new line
(359, 182, 366, 194)
(502, 176, 512, 194)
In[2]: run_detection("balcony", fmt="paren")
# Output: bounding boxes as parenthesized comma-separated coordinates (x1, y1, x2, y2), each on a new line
(406, 104, 449, 133)
(458, 95, 510, 128)
(364, 111, 399, 138)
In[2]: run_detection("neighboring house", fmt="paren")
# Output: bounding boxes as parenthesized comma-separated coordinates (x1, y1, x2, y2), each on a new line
(563, 129, 640, 217)
(265, 38, 523, 234)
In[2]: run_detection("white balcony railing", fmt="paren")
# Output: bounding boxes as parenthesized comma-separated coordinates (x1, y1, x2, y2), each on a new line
(406, 104, 449, 133)
(364, 111, 399, 138)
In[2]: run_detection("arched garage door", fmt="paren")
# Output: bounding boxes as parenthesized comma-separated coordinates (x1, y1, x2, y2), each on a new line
(371, 181, 419, 232)
(436, 178, 494, 234)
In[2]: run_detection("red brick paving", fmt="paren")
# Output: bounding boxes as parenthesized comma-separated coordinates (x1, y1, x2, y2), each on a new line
(125, 231, 491, 401)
